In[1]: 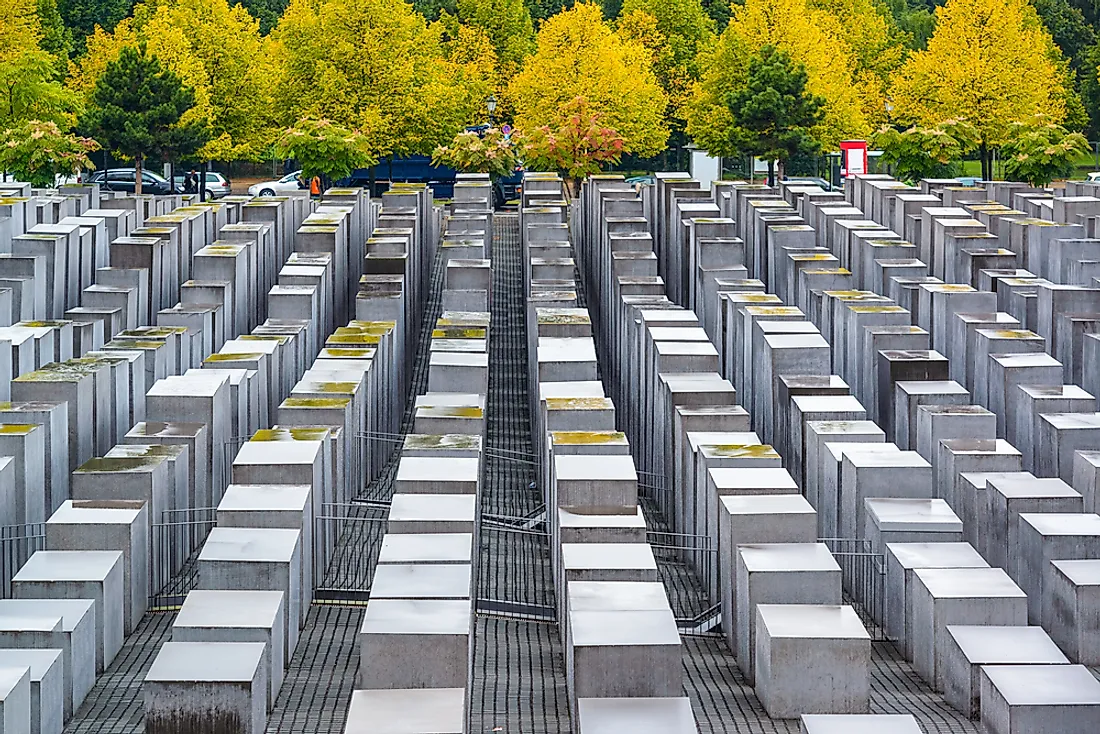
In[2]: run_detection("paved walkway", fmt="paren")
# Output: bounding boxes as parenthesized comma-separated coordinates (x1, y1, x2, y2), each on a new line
(469, 214, 571, 733)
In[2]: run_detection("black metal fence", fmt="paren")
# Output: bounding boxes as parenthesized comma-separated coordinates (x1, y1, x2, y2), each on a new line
(142, 497, 391, 608)
(822, 537, 887, 640)
(0, 522, 44, 597)
(149, 507, 218, 608)
(478, 516, 556, 621)
(313, 501, 387, 603)
(221, 435, 249, 489)
(646, 528, 720, 630)
(647, 528, 716, 586)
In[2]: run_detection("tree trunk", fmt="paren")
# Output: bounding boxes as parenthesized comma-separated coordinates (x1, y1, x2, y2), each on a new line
(767, 159, 775, 187)
(777, 159, 786, 185)
(135, 156, 144, 196)
(566, 176, 580, 200)
(979, 142, 990, 182)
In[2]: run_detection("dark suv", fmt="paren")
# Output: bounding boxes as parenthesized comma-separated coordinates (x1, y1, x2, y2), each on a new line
(87, 168, 180, 195)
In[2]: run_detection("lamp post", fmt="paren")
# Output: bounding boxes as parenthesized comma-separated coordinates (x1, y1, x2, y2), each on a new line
(882, 99, 896, 177)
(486, 94, 497, 128)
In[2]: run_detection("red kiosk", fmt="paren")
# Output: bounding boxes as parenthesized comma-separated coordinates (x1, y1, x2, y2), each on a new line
(839, 140, 868, 180)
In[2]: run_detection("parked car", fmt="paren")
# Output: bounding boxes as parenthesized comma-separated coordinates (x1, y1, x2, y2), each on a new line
(86, 168, 180, 195)
(172, 171, 232, 200)
(783, 176, 834, 191)
(1086, 171, 1100, 183)
(248, 170, 307, 197)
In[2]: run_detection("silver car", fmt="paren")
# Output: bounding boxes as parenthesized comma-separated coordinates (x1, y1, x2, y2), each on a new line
(174, 171, 232, 200)
(248, 170, 307, 197)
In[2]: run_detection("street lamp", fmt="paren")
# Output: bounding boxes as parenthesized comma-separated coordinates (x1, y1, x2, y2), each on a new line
(486, 94, 497, 126)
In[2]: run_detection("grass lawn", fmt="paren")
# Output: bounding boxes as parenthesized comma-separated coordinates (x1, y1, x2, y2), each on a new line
(948, 153, 1100, 182)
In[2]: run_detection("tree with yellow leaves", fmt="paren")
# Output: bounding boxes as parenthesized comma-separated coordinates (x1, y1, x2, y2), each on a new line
(890, 0, 1068, 180)
(68, 0, 274, 162)
(811, 0, 909, 129)
(687, 0, 872, 154)
(0, 0, 76, 126)
(270, 0, 495, 160)
(616, 0, 715, 133)
(508, 2, 668, 158)
(453, 0, 535, 83)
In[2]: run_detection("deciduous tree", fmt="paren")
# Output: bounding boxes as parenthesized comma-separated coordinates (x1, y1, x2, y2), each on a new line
(453, 0, 535, 82)
(0, 119, 98, 187)
(56, 0, 134, 55)
(1033, 0, 1095, 67)
(1001, 115, 1090, 186)
(812, 0, 909, 128)
(0, 0, 76, 126)
(79, 45, 208, 194)
(517, 96, 625, 194)
(882, 0, 935, 50)
(687, 0, 870, 152)
(432, 127, 518, 177)
(36, 0, 72, 69)
(270, 0, 494, 159)
(700, 0, 730, 27)
(413, 0, 457, 21)
(872, 119, 978, 183)
(1077, 41, 1100, 136)
(890, 0, 1068, 179)
(616, 0, 715, 132)
(525, 0, 569, 22)
(235, 0, 288, 34)
(508, 2, 667, 158)
(273, 117, 375, 183)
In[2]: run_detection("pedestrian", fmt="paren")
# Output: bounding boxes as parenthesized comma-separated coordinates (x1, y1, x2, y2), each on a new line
(183, 168, 198, 194)
(310, 174, 322, 199)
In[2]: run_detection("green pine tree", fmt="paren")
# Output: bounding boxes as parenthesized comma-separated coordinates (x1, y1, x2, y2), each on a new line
(723, 44, 825, 185)
(79, 45, 209, 195)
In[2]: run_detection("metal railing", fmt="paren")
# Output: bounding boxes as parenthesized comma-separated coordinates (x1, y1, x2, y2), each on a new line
(646, 529, 714, 554)
(645, 528, 721, 629)
(149, 507, 218, 608)
(0, 523, 44, 597)
(475, 503, 557, 618)
(221, 435, 250, 490)
(313, 501, 387, 603)
(822, 537, 887, 640)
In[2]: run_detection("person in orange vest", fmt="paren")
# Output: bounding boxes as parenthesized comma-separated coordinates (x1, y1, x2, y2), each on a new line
(309, 175, 321, 198)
